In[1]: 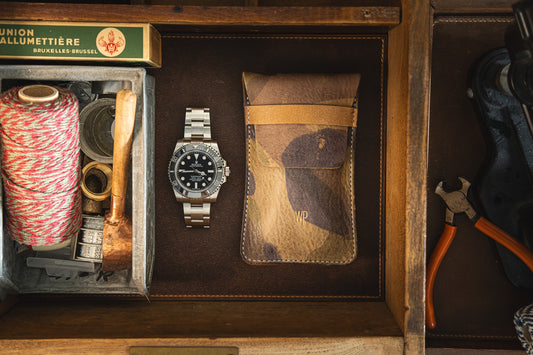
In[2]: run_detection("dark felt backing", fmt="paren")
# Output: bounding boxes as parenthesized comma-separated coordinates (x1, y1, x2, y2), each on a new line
(427, 16, 532, 348)
(147, 34, 385, 300)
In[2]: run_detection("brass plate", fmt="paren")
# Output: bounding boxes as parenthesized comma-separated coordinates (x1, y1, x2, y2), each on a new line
(130, 347, 238, 355)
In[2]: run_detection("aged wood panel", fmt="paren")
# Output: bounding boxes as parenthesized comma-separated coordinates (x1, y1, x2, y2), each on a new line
(0, 337, 404, 355)
(402, 0, 431, 352)
(140, 0, 400, 5)
(386, 0, 431, 353)
(0, 300, 402, 339)
(0, 2, 400, 26)
(431, 0, 514, 14)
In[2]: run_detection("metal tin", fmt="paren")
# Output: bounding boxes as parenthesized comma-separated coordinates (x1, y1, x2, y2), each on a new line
(0, 65, 154, 299)
(79, 98, 116, 164)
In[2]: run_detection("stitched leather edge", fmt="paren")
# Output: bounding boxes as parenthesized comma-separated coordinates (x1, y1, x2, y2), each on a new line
(241, 105, 357, 265)
(433, 16, 514, 25)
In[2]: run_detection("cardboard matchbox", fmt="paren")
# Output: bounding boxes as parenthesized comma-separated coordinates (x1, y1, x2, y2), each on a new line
(0, 21, 161, 67)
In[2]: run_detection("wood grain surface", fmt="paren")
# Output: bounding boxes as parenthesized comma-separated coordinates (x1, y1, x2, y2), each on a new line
(431, 0, 514, 14)
(0, 300, 402, 339)
(0, 2, 400, 26)
(386, 0, 431, 353)
(0, 337, 403, 355)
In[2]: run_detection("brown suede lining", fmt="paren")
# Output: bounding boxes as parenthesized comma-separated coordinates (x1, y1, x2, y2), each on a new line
(148, 34, 385, 300)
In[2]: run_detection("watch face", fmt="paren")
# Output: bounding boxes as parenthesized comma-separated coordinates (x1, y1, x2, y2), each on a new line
(176, 151, 216, 191)
(168, 143, 226, 198)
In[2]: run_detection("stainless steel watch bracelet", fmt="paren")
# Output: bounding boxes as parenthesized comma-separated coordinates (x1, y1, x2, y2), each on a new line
(183, 202, 211, 227)
(183, 107, 212, 228)
(184, 107, 211, 141)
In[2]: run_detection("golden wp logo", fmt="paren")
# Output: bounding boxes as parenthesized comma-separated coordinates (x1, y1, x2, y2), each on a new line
(296, 210, 309, 224)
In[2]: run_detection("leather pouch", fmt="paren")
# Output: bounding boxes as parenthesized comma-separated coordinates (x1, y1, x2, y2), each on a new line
(241, 72, 360, 264)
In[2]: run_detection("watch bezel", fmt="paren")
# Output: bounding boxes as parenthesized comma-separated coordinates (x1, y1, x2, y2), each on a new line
(168, 143, 226, 199)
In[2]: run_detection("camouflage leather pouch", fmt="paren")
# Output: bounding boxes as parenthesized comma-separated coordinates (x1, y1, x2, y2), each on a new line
(241, 72, 360, 264)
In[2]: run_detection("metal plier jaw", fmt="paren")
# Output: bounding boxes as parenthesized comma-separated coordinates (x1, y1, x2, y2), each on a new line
(435, 177, 477, 225)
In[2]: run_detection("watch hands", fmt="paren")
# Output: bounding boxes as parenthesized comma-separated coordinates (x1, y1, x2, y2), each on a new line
(179, 168, 206, 176)
(193, 168, 207, 177)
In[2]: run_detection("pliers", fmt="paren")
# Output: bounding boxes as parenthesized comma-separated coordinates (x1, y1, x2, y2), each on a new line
(426, 177, 533, 329)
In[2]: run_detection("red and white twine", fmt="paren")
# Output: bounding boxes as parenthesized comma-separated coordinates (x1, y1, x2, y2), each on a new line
(0, 87, 82, 247)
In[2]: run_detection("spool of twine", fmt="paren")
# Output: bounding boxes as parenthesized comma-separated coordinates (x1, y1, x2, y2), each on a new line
(0, 85, 82, 248)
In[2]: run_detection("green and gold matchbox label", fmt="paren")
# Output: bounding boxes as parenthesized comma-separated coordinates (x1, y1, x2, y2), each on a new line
(0, 21, 161, 67)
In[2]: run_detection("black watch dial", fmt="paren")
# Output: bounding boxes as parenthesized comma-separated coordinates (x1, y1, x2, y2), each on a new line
(175, 150, 217, 192)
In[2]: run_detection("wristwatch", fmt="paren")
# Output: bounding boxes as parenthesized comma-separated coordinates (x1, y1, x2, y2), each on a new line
(168, 108, 230, 228)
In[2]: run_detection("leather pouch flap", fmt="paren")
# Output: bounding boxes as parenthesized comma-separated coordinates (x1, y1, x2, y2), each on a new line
(251, 122, 349, 169)
(243, 72, 361, 106)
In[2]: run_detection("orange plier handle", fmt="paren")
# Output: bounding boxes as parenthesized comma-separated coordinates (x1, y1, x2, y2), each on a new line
(426, 223, 457, 330)
(426, 217, 533, 330)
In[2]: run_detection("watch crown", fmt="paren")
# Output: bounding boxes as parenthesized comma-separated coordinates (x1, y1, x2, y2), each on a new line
(225, 166, 231, 177)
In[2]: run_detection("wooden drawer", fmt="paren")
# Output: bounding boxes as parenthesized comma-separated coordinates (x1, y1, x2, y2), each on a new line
(427, 0, 533, 352)
(0, 1, 430, 354)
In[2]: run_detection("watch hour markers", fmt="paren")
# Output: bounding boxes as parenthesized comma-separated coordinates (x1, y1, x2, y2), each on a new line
(173, 149, 219, 192)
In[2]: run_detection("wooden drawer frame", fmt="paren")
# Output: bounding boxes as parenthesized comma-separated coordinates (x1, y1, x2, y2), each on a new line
(0, 1, 430, 354)
(426, 0, 523, 352)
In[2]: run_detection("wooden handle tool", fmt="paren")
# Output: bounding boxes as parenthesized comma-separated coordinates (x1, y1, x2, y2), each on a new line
(102, 89, 137, 271)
